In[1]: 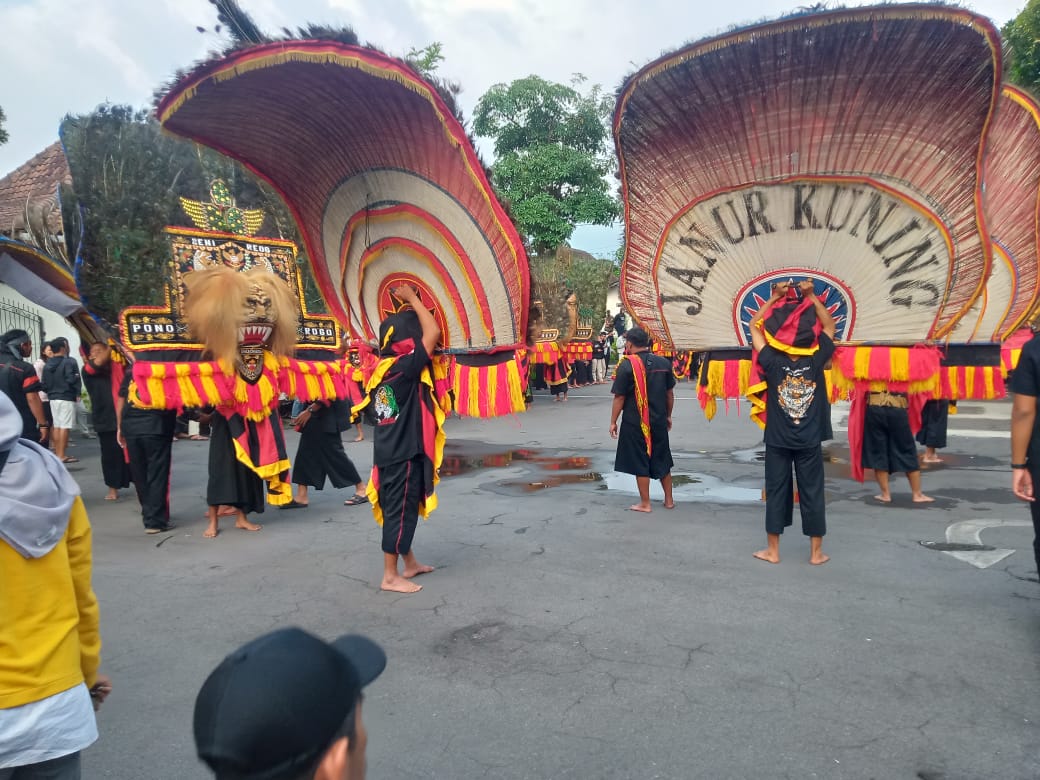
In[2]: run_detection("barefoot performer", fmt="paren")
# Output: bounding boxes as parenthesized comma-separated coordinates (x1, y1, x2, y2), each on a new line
(862, 387, 933, 504)
(353, 285, 443, 593)
(129, 267, 349, 538)
(609, 327, 676, 513)
(748, 280, 835, 565)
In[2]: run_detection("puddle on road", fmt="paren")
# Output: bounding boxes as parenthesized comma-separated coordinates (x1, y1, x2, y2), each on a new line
(439, 443, 591, 478)
(502, 472, 603, 491)
(440, 442, 762, 503)
(600, 471, 761, 503)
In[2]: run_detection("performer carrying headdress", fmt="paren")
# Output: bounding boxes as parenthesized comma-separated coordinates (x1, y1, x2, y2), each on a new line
(129, 266, 348, 538)
(352, 285, 444, 594)
(748, 279, 835, 565)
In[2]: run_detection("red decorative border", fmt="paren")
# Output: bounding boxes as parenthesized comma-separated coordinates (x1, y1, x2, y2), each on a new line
(156, 41, 529, 350)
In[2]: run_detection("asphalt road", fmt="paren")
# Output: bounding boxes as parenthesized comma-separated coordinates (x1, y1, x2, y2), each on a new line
(69, 382, 1038, 779)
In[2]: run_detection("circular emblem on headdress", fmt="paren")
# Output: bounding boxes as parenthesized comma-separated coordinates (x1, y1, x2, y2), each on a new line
(733, 270, 855, 346)
(376, 275, 449, 345)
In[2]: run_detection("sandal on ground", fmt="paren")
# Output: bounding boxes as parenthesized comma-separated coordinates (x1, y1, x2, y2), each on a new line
(280, 500, 308, 509)
(62, 456, 79, 463)
(145, 524, 177, 535)
(344, 494, 368, 506)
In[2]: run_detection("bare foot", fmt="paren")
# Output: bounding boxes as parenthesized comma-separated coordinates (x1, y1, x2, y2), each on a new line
(874, 494, 892, 503)
(203, 523, 219, 538)
(104, 490, 118, 501)
(629, 503, 652, 513)
(922, 456, 943, 464)
(235, 518, 262, 531)
(402, 563, 435, 578)
(663, 501, 676, 509)
(381, 575, 422, 593)
(912, 493, 935, 503)
(809, 552, 830, 565)
(753, 549, 780, 563)
(216, 505, 237, 517)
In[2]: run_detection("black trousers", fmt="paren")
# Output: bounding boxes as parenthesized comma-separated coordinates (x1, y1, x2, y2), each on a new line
(292, 427, 362, 489)
(379, 456, 425, 555)
(1027, 467, 1040, 577)
(125, 434, 172, 529)
(764, 444, 826, 537)
(98, 430, 130, 489)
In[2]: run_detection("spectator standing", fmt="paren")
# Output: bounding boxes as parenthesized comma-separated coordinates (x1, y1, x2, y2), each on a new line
(42, 338, 80, 465)
(0, 390, 112, 778)
(0, 331, 48, 443)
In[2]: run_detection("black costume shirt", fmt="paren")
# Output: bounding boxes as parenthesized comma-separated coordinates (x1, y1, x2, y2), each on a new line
(372, 341, 430, 467)
(611, 351, 676, 431)
(118, 369, 177, 438)
(0, 355, 42, 438)
(759, 332, 835, 449)
(82, 362, 117, 433)
(1011, 333, 1040, 466)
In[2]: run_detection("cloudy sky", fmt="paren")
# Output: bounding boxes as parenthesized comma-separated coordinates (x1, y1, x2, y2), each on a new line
(0, 0, 1027, 255)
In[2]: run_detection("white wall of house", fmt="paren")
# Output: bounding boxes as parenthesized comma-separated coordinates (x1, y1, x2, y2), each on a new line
(0, 281, 80, 361)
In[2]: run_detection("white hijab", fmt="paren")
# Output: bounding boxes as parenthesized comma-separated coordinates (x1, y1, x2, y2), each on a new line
(0, 391, 80, 558)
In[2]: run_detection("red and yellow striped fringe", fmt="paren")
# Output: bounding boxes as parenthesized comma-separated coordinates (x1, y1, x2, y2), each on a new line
(529, 341, 562, 365)
(939, 365, 1005, 400)
(131, 352, 349, 420)
(452, 356, 526, 418)
(829, 346, 942, 397)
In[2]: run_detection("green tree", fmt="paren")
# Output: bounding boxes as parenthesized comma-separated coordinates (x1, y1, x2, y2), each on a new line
(406, 42, 445, 79)
(530, 247, 615, 336)
(0, 105, 7, 146)
(473, 75, 620, 254)
(60, 104, 323, 323)
(1003, 1, 1040, 94)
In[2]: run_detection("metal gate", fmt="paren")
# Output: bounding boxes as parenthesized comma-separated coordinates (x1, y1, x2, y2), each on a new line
(0, 297, 45, 353)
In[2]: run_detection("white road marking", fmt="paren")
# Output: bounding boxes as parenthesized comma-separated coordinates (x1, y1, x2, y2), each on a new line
(942, 519, 1033, 568)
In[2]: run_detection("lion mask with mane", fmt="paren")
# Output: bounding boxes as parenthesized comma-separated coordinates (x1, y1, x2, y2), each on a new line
(183, 266, 299, 372)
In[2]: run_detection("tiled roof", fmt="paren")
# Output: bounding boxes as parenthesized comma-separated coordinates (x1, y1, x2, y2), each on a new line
(0, 143, 71, 236)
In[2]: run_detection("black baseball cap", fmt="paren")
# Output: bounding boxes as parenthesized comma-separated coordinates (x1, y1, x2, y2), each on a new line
(193, 627, 386, 780)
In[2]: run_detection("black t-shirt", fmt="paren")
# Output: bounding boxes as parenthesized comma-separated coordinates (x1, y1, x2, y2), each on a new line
(372, 342, 430, 467)
(1010, 333, 1040, 466)
(611, 351, 676, 430)
(0, 355, 42, 438)
(591, 341, 606, 360)
(759, 332, 835, 449)
(118, 368, 177, 438)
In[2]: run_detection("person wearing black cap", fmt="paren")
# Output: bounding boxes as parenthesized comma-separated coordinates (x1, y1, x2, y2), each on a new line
(0, 330, 48, 442)
(609, 326, 676, 512)
(194, 627, 385, 780)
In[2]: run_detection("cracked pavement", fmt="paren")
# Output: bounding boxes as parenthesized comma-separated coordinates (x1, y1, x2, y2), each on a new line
(71, 385, 1039, 778)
